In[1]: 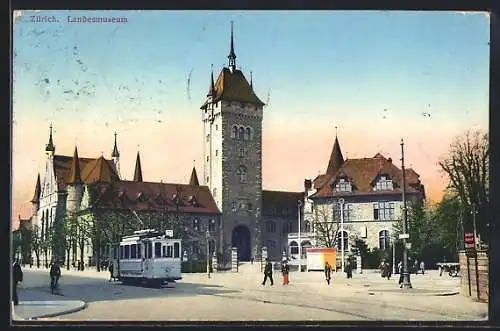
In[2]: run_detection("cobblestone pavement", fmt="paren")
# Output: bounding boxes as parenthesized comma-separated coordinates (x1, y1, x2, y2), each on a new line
(21, 265, 487, 322)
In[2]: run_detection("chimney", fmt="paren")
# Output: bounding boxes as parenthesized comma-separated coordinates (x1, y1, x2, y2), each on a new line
(388, 157, 392, 163)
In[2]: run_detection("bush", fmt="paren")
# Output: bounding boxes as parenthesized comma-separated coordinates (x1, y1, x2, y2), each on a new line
(181, 260, 209, 273)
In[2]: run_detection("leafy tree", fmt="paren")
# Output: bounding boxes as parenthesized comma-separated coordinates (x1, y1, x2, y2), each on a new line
(439, 130, 489, 245)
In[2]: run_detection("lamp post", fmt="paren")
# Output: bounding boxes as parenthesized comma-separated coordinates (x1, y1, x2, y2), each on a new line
(392, 235, 396, 275)
(297, 200, 303, 272)
(471, 204, 478, 249)
(400, 138, 412, 290)
(338, 198, 345, 273)
(206, 229, 211, 278)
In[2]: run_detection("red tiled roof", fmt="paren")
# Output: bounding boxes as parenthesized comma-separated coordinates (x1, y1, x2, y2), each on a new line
(91, 181, 220, 215)
(311, 154, 423, 198)
(53, 154, 119, 191)
(262, 190, 304, 216)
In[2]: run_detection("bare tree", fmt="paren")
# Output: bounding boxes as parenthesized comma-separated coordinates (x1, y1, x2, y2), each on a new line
(439, 130, 489, 244)
(311, 203, 342, 248)
(31, 225, 41, 267)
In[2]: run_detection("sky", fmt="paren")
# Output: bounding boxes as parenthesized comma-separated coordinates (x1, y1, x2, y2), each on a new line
(12, 10, 489, 229)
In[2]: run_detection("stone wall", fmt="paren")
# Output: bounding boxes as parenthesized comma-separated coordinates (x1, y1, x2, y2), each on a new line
(459, 250, 488, 302)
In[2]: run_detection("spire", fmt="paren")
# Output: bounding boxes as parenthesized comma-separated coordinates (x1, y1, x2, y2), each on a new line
(228, 21, 236, 72)
(326, 128, 344, 175)
(250, 71, 253, 89)
(112, 132, 120, 158)
(133, 151, 143, 182)
(45, 124, 55, 152)
(189, 166, 200, 186)
(68, 146, 82, 184)
(31, 174, 41, 203)
(207, 64, 216, 97)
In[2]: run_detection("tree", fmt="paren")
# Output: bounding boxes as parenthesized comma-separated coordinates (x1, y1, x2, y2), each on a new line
(439, 129, 489, 245)
(31, 225, 42, 267)
(311, 203, 342, 248)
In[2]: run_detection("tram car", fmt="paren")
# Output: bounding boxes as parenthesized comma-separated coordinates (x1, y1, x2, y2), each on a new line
(109, 229, 182, 287)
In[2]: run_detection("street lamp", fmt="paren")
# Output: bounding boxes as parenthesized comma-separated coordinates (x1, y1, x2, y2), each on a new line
(338, 198, 345, 273)
(297, 200, 303, 272)
(471, 204, 479, 249)
(400, 138, 412, 290)
(205, 229, 211, 278)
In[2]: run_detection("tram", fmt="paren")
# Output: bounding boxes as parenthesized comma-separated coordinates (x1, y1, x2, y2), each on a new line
(108, 229, 182, 287)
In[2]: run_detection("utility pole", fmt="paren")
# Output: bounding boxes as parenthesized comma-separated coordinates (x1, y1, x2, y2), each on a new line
(297, 200, 303, 272)
(400, 138, 412, 290)
(339, 198, 345, 273)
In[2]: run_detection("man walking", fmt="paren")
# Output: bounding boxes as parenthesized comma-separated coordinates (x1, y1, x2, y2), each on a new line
(281, 259, 290, 285)
(12, 259, 23, 305)
(262, 258, 273, 286)
(50, 260, 61, 294)
(324, 261, 332, 285)
(108, 261, 114, 282)
(420, 261, 425, 275)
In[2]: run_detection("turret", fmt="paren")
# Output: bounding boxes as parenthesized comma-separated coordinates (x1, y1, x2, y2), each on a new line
(111, 132, 121, 179)
(30, 174, 41, 218)
(133, 151, 143, 182)
(45, 124, 55, 157)
(228, 21, 236, 73)
(66, 146, 83, 214)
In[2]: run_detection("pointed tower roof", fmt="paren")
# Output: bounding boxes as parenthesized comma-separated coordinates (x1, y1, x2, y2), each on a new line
(31, 174, 41, 203)
(326, 130, 344, 175)
(45, 124, 55, 152)
(189, 167, 200, 186)
(133, 151, 143, 182)
(112, 132, 120, 158)
(67, 147, 82, 184)
(207, 64, 216, 97)
(250, 71, 253, 89)
(228, 20, 237, 65)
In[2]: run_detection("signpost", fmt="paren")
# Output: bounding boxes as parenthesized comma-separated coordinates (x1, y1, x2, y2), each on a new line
(165, 230, 173, 238)
(464, 232, 475, 250)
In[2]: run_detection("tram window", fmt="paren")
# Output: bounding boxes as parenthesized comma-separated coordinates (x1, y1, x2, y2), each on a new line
(167, 246, 173, 258)
(162, 246, 166, 257)
(174, 242, 180, 258)
(120, 246, 124, 259)
(146, 242, 153, 259)
(155, 242, 162, 258)
(131, 244, 137, 259)
(137, 244, 142, 259)
(124, 245, 130, 259)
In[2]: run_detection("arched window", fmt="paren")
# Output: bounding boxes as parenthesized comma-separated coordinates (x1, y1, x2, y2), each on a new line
(237, 166, 247, 183)
(238, 126, 245, 140)
(231, 126, 238, 139)
(304, 220, 311, 232)
(208, 219, 216, 233)
(379, 230, 390, 250)
(265, 220, 277, 233)
(289, 241, 298, 255)
(245, 127, 252, 140)
(337, 231, 349, 252)
(301, 241, 312, 257)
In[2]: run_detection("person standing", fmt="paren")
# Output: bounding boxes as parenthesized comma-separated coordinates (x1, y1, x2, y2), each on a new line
(420, 261, 425, 275)
(398, 261, 404, 286)
(345, 260, 353, 279)
(108, 262, 114, 282)
(50, 260, 61, 294)
(262, 258, 274, 286)
(12, 259, 23, 305)
(413, 260, 419, 275)
(324, 261, 332, 285)
(281, 260, 290, 285)
(384, 262, 392, 280)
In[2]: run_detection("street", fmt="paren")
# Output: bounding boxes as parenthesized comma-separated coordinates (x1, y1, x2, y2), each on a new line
(17, 264, 488, 321)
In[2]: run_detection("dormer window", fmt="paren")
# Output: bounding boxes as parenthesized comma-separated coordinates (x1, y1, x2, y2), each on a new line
(374, 175, 394, 191)
(335, 178, 352, 193)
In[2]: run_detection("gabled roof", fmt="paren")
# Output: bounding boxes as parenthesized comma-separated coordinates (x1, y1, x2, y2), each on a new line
(91, 181, 220, 215)
(53, 154, 119, 191)
(311, 153, 423, 198)
(201, 68, 265, 108)
(31, 174, 41, 203)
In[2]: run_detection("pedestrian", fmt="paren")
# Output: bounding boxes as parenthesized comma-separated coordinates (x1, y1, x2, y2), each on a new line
(261, 258, 273, 286)
(398, 261, 403, 286)
(108, 261, 114, 282)
(385, 262, 392, 280)
(12, 259, 23, 305)
(420, 261, 425, 275)
(50, 260, 61, 294)
(250, 256, 254, 265)
(324, 261, 332, 285)
(345, 260, 353, 279)
(281, 259, 290, 285)
(413, 260, 419, 275)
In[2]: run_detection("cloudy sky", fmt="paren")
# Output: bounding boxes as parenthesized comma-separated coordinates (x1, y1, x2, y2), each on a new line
(12, 10, 489, 228)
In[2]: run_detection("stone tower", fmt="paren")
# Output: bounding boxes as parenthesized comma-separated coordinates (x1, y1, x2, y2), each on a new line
(111, 132, 121, 179)
(200, 22, 266, 261)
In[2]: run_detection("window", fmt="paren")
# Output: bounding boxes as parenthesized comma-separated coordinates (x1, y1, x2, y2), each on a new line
(334, 203, 353, 221)
(265, 220, 277, 233)
(304, 220, 311, 232)
(215, 150, 218, 156)
(193, 218, 199, 231)
(232, 126, 238, 139)
(206, 156, 209, 162)
(238, 127, 245, 140)
(237, 166, 247, 183)
(155, 242, 162, 258)
(162, 246, 166, 257)
(174, 242, 180, 258)
(290, 241, 298, 255)
(137, 244, 142, 259)
(192, 242, 200, 255)
(209, 219, 216, 233)
(239, 148, 246, 158)
(374, 176, 394, 191)
(245, 127, 252, 140)
(231, 201, 237, 211)
(282, 221, 293, 234)
(373, 202, 395, 220)
(247, 202, 253, 211)
(124, 245, 130, 259)
(335, 178, 352, 192)
(337, 231, 349, 251)
(301, 241, 312, 257)
(131, 244, 137, 258)
(166, 245, 173, 258)
(206, 176, 209, 183)
(379, 230, 390, 250)
(120, 246, 124, 259)
(215, 124, 218, 131)
(146, 242, 153, 259)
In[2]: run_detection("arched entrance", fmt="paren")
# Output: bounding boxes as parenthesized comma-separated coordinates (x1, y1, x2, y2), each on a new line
(231, 225, 251, 261)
